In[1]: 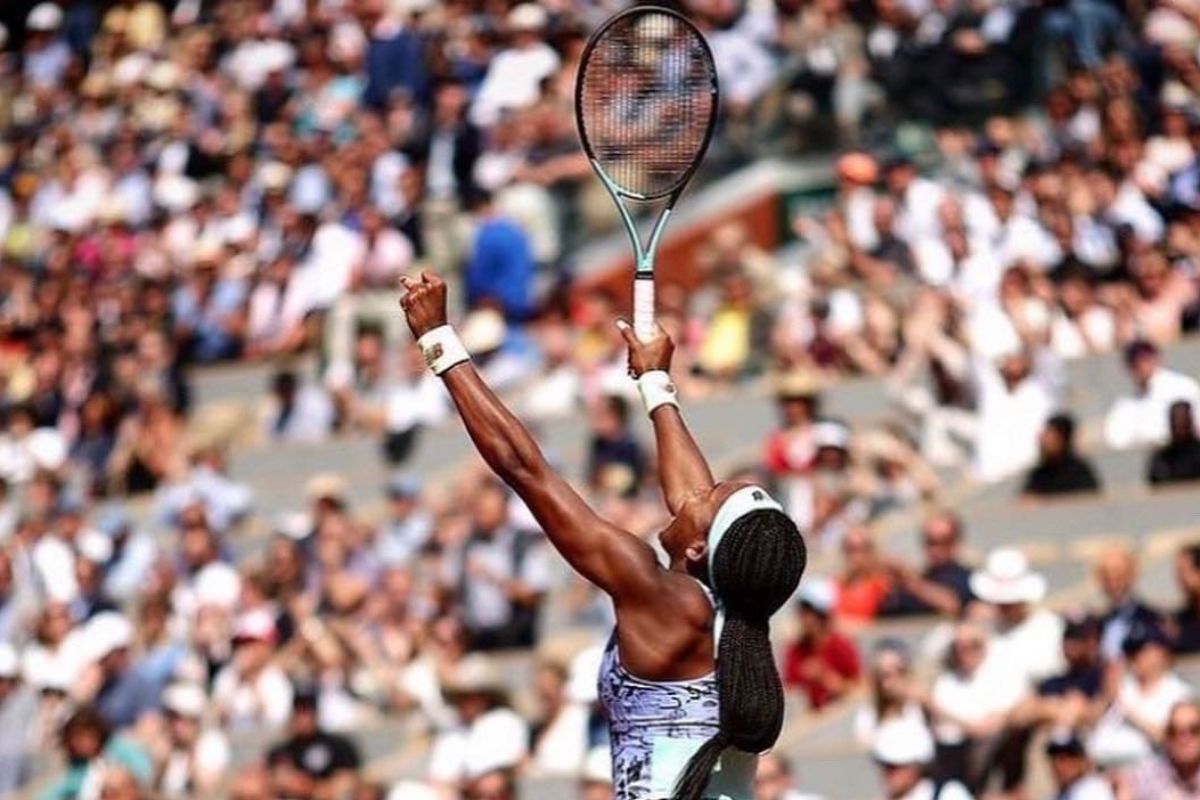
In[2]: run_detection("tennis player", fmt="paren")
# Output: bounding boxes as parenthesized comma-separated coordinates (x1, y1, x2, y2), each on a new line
(400, 272, 807, 800)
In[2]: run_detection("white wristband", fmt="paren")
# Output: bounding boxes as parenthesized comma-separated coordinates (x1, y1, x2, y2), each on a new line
(637, 370, 679, 415)
(417, 325, 470, 376)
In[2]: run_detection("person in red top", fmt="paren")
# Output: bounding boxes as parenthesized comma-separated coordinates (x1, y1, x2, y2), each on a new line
(783, 578, 862, 709)
(763, 373, 824, 477)
(835, 526, 894, 626)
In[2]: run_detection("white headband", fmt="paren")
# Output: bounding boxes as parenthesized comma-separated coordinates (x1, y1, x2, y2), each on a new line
(707, 485, 783, 593)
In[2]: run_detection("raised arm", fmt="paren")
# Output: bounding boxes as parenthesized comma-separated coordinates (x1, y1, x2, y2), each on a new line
(400, 274, 659, 600)
(618, 321, 715, 515)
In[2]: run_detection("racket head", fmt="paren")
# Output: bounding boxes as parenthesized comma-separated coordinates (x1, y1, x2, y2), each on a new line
(575, 6, 719, 202)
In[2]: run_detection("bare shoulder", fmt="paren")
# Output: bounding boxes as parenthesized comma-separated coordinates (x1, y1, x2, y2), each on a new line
(614, 569, 716, 681)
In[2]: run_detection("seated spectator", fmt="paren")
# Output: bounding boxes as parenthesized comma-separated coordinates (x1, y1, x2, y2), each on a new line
(211, 610, 293, 731)
(1022, 614, 1106, 730)
(586, 395, 646, 498)
(1094, 546, 1160, 661)
(1022, 414, 1102, 497)
(444, 479, 549, 651)
(929, 622, 1028, 796)
(375, 474, 433, 567)
(854, 640, 927, 748)
(754, 752, 827, 800)
(1089, 622, 1193, 767)
(970, 548, 1065, 685)
(428, 656, 528, 791)
(155, 682, 230, 798)
(528, 660, 588, 777)
(1104, 341, 1200, 450)
(463, 768, 517, 800)
(0, 643, 37, 795)
(882, 510, 974, 617)
(261, 370, 335, 444)
(872, 719, 973, 800)
(580, 746, 614, 800)
(835, 527, 894, 625)
(972, 349, 1058, 483)
(763, 373, 822, 480)
(267, 685, 361, 800)
(38, 706, 152, 800)
(1147, 401, 1200, 485)
(783, 579, 862, 710)
(1044, 729, 1115, 800)
(1115, 700, 1200, 800)
(1171, 543, 1200, 654)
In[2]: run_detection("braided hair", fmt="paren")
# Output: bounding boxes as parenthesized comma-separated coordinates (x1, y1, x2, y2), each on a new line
(672, 509, 807, 800)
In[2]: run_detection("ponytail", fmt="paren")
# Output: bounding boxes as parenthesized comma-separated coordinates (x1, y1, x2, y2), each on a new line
(673, 510, 806, 800)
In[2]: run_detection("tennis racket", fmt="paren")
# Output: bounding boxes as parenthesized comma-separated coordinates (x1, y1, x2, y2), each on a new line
(575, 6, 719, 341)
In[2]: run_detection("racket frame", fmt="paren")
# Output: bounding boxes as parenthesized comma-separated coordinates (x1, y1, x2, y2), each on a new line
(574, 5, 719, 340)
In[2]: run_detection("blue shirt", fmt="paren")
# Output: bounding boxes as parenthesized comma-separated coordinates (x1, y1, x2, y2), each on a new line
(172, 279, 247, 361)
(465, 217, 535, 321)
(364, 29, 429, 108)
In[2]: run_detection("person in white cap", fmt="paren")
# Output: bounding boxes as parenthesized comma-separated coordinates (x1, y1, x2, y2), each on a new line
(211, 609, 293, 731)
(0, 641, 38, 795)
(156, 683, 229, 798)
(872, 719, 973, 800)
(469, 3, 559, 126)
(970, 547, 1065, 685)
(402, 276, 807, 800)
(23, 3, 71, 89)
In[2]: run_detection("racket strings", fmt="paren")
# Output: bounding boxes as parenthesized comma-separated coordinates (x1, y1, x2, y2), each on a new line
(578, 10, 716, 199)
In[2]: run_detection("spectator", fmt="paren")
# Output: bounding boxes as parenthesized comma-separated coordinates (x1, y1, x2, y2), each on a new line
(1022, 414, 1102, 497)
(262, 370, 335, 444)
(1094, 546, 1160, 661)
(854, 640, 927, 749)
(155, 682, 230, 799)
(970, 548, 1065, 685)
(463, 189, 536, 322)
(446, 479, 549, 651)
(0, 643, 37, 795)
(1023, 614, 1107, 731)
(1090, 621, 1193, 767)
(1104, 341, 1200, 451)
(972, 349, 1058, 482)
(529, 660, 588, 777)
(267, 685, 361, 799)
(1147, 401, 1200, 485)
(872, 719, 974, 800)
(38, 706, 152, 800)
(755, 752, 827, 800)
(1045, 729, 1115, 800)
(783, 578, 862, 710)
(580, 746, 614, 800)
(930, 622, 1029, 796)
(376, 474, 433, 567)
(835, 526, 894, 625)
(882, 510, 974, 617)
(1171, 544, 1200, 654)
(586, 395, 646, 499)
(211, 610, 293, 731)
(1115, 700, 1200, 800)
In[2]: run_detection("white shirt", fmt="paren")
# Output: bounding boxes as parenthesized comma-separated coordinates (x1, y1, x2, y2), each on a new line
(159, 729, 231, 798)
(1104, 367, 1200, 449)
(211, 664, 293, 731)
(895, 178, 946, 244)
(428, 707, 530, 782)
(972, 361, 1057, 482)
(990, 609, 1066, 686)
(1110, 183, 1165, 244)
(1057, 774, 1116, 800)
(882, 778, 974, 800)
(843, 188, 879, 252)
(1050, 307, 1117, 360)
(385, 375, 448, 433)
(1089, 672, 1192, 765)
(470, 44, 560, 126)
(997, 214, 1060, 269)
(708, 29, 775, 105)
(294, 223, 365, 310)
(932, 659, 1027, 745)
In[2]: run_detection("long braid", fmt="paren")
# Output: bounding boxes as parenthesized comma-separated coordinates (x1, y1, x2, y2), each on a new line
(672, 509, 807, 800)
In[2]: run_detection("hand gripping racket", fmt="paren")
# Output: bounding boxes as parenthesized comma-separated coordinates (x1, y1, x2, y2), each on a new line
(575, 6, 719, 340)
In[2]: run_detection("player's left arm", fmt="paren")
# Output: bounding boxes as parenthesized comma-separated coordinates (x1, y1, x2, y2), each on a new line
(400, 273, 661, 601)
(618, 321, 716, 515)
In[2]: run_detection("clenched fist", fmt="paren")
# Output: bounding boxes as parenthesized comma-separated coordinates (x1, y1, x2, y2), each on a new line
(399, 272, 449, 339)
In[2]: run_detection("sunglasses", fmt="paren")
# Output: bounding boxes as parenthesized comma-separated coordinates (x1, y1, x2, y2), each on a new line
(923, 536, 956, 547)
(1167, 723, 1200, 739)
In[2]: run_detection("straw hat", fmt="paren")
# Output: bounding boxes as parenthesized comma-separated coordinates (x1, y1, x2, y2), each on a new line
(442, 655, 510, 703)
(772, 369, 827, 399)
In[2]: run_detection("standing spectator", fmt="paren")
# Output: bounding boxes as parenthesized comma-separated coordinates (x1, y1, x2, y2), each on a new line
(1115, 700, 1200, 800)
(1104, 341, 1200, 451)
(972, 350, 1058, 482)
(1022, 414, 1102, 497)
(1094, 546, 1160, 661)
(446, 479, 549, 651)
(970, 548, 1065, 685)
(1147, 401, 1200, 485)
(586, 395, 646, 498)
(882, 510, 974, 617)
(783, 579, 862, 710)
(872, 719, 974, 800)
(156, 683, 230, 799)
(1045, 730, 1115, 800)
(462, 189, 536, 322)
(267, 685, 362, 800)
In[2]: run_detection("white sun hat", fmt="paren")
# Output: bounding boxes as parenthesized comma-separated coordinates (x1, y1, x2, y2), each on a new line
(162, 682, 208, 719)
(27, 3, 64, 32)
(969, 547, 1047, 605)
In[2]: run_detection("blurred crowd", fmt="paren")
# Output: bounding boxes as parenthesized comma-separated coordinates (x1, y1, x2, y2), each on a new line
(2, 0, 1200, 798)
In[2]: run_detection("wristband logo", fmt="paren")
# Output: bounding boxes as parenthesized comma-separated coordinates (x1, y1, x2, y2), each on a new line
(422, 343, 444, 369)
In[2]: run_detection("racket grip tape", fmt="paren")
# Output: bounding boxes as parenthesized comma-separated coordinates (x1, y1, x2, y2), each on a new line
(633, 276, 655, 342)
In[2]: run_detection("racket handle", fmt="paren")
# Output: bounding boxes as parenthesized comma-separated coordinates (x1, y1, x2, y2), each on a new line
(633, 277, 656, 342)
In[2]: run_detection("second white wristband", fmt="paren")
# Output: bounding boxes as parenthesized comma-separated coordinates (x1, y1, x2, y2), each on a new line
(417, 325, 471, 376)
(637, 370, 679, 415)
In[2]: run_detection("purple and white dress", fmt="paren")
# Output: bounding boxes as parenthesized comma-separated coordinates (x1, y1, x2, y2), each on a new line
(597, 587, 757, 799)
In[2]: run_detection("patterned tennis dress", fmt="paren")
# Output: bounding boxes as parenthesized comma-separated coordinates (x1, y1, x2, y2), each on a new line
(597, 587, 757, 800)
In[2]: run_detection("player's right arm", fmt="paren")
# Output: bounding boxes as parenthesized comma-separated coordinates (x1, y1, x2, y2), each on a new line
(400, 273, 660, 601)
(618, 321, 716, 516)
